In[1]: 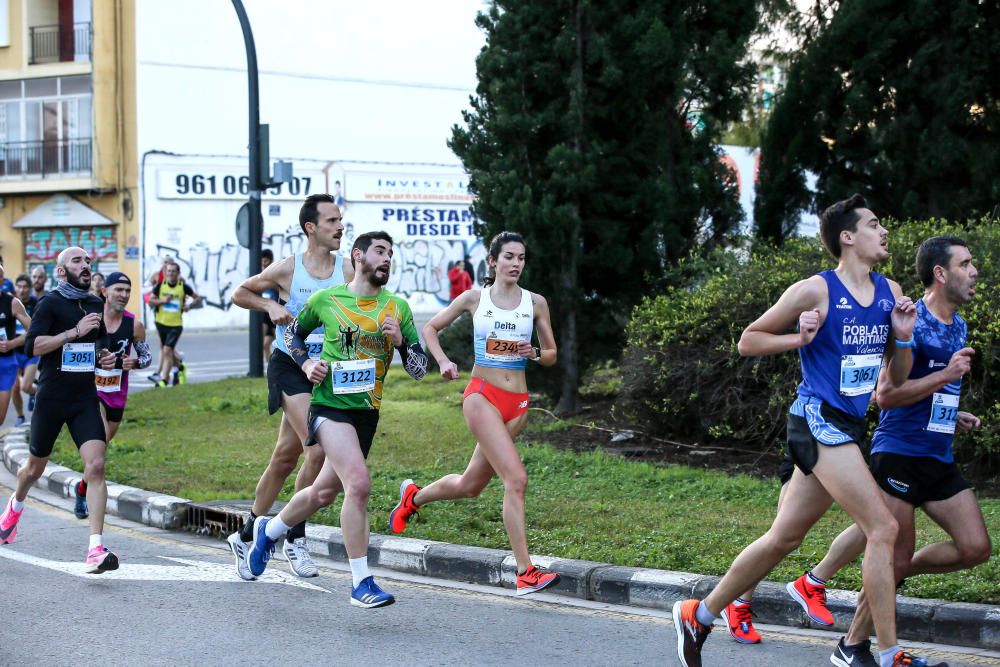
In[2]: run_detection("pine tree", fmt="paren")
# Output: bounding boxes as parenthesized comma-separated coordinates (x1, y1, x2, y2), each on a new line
(756, 0, 1000, 241)
(451, 0, 758, 413)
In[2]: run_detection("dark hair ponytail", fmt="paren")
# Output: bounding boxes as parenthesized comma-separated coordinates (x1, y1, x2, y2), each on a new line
(483, 231, 527, 287)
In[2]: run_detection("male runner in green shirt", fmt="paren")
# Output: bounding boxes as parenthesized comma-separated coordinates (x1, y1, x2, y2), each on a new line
(245, 231, 427, 608)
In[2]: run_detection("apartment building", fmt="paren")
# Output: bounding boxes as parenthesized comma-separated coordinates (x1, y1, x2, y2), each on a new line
(0, 0, 138, 305)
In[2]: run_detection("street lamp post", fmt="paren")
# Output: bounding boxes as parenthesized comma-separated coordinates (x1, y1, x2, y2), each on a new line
(230, 0, 289, 377)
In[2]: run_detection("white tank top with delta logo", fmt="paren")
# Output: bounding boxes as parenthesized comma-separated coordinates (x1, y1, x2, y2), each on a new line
(473, 286, 533, 370)
(273, 253, 345, 359)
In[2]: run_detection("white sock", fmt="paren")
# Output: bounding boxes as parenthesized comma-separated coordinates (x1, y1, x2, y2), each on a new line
(349, 556, 371, 587)
(807, 570, 827, 587)
(696, 600, 717, 626)
(89, 534, 102, 550)
(264, 515, 290, 541)
(733, 597, 751, 607)
(10, 497, 24, 512)
(879, 645, 900, 667)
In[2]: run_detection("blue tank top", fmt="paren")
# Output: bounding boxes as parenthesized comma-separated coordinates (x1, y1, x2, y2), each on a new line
(273, 253, 345, 358)
(871, 299, 966, 463)
(797, 270, 895, 418)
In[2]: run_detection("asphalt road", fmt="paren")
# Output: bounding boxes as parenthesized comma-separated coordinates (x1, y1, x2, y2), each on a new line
(1, 470, 996, 667)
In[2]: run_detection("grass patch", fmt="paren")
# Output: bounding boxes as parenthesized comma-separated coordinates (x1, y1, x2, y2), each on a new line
(49, 370, 1000, 604)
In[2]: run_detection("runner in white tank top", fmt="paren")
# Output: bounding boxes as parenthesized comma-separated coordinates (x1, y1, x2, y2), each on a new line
(388, 231, 563, 596)
(226, 194, 354, 581)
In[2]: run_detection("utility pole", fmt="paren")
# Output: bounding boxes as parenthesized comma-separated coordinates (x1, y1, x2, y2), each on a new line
(231, 0, 290, 377)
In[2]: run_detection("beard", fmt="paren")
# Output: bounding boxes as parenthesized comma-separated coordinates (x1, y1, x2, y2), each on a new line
(363, 261, 390, 287)
(66, 270, 91, 289)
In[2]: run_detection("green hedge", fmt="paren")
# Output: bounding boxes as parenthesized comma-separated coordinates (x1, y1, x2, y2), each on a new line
(622, 218, 1000, 465)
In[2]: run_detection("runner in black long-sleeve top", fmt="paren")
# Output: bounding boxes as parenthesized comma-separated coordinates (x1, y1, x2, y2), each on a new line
(0, 247, 119, 573)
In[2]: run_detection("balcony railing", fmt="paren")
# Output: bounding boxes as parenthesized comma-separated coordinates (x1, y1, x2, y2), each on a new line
(0, 139, 92, 179)
(29, 23, 92, 65)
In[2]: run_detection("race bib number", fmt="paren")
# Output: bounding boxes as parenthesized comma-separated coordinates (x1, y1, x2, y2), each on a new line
(927, 392, 959, 434)
(484, 333, 529, 362)
(305, 331, 324, 361)
(329, 358, 376, 395)
(62, 342, 95, 373)
(161, 300, 180, 312)
(95, 368, 123, 393)
(839, 353, 882, 396)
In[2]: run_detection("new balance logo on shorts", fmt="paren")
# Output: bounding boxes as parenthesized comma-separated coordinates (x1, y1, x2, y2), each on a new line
(518, 400, 528, 409)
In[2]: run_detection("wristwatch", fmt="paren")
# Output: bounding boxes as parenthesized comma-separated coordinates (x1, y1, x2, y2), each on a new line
(533, 347, 541, 361)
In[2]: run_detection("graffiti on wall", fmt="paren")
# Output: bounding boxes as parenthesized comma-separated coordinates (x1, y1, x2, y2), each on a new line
(24, 226, 118, 280)
(145, 227, 486, 312)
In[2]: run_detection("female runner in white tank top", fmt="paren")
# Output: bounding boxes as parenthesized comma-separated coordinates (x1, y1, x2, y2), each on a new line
(389, 231, 561, 596)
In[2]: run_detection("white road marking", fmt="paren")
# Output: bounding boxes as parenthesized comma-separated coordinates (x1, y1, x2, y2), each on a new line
(0, 549, 328, 592)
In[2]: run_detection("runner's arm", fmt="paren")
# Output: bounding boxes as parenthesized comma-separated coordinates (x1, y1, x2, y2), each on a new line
(422, 289, 478, 371)
(884, 280, 916, 387)
(25, 298, 77, 356)
(183, 283, 202, 308)
(147, 281, 168, 307)
(393, 304, 427, 380)
(527, 293, 557, 367)
(131, 321, 152, 369)
(284, 310, 319, 369)
(8, 298, 30, 350)
(738, 276, 827, 357)
(875, 345, 974, 409)
(232, 256, 294, 324)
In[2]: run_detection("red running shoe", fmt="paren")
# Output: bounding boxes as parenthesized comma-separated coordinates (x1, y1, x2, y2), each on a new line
(787, 572, 834, 626)
(515, 565, 559, 596)
(672, 599, 712, 667)
(892, 649, 948, 666)
(388, 479, 421, 534)
(721, 601, 761, 644)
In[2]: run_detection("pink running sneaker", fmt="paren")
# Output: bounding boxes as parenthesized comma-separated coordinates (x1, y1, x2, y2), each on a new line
(0, 496, 23, 544)
(85, 546, 120, 574)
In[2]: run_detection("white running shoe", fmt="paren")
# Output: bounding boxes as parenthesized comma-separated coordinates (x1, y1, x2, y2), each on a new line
(282, 537, 319, 578)
(227, 531, 256, 581)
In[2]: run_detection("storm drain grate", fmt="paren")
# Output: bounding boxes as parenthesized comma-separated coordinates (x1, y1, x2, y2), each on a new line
(184, 502, 247, 538)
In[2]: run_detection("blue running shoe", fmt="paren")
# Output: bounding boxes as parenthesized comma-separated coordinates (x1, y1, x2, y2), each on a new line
(350, 576, 395, 608)
(245, 516, 277, 577)
(14, 416, 25, 428)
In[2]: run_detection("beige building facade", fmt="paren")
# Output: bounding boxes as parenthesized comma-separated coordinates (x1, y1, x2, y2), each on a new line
(0, 0, 138, 310)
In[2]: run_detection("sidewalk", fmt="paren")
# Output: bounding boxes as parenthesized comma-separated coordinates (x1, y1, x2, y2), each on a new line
(3, 426, 998, 651)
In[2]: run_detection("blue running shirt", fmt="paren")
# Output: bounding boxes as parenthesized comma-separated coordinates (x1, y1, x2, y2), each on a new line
(871, 299, 966, 463)
(797, 270, 895, 418)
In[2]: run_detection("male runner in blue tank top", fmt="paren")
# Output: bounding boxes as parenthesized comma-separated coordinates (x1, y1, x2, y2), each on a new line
(226, 194, 353, 580)
(671, 195, 947, 667)
(813, 235, 988, 666)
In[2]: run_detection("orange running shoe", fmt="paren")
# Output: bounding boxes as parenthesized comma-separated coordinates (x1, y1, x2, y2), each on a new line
(515, 565, 560, 595)
(672, 599, 712, 667)
(892, 650, 948, 667)
(388, 479, 421, 534)
(721, 600, 761, 644)
(787, 571, 834, 626)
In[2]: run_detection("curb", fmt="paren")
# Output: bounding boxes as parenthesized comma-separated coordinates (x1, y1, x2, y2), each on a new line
(3, 428, 998, 651)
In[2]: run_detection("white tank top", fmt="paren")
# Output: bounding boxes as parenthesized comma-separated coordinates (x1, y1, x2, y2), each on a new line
(472, 285, 534, 370)
(273, 252, 345, 358)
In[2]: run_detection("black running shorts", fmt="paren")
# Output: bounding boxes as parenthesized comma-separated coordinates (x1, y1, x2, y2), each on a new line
(29, 397, 105, 457)
(869, 452, 970, 507)
(786, 399, 867, 476)
(266, 349, 313, 415)
(101, 403, 126, 424)
(155, 323, 183, 348)
(306, 405, 379, 458)
(778, 454, 795, 485)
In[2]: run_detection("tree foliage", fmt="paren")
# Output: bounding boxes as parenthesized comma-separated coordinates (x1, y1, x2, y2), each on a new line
(450, 0, 758, 412)
(755, 0, 1000, 242)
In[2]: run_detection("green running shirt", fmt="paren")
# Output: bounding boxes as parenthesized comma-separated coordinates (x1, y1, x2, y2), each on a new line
(296, 284, 419, 411)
